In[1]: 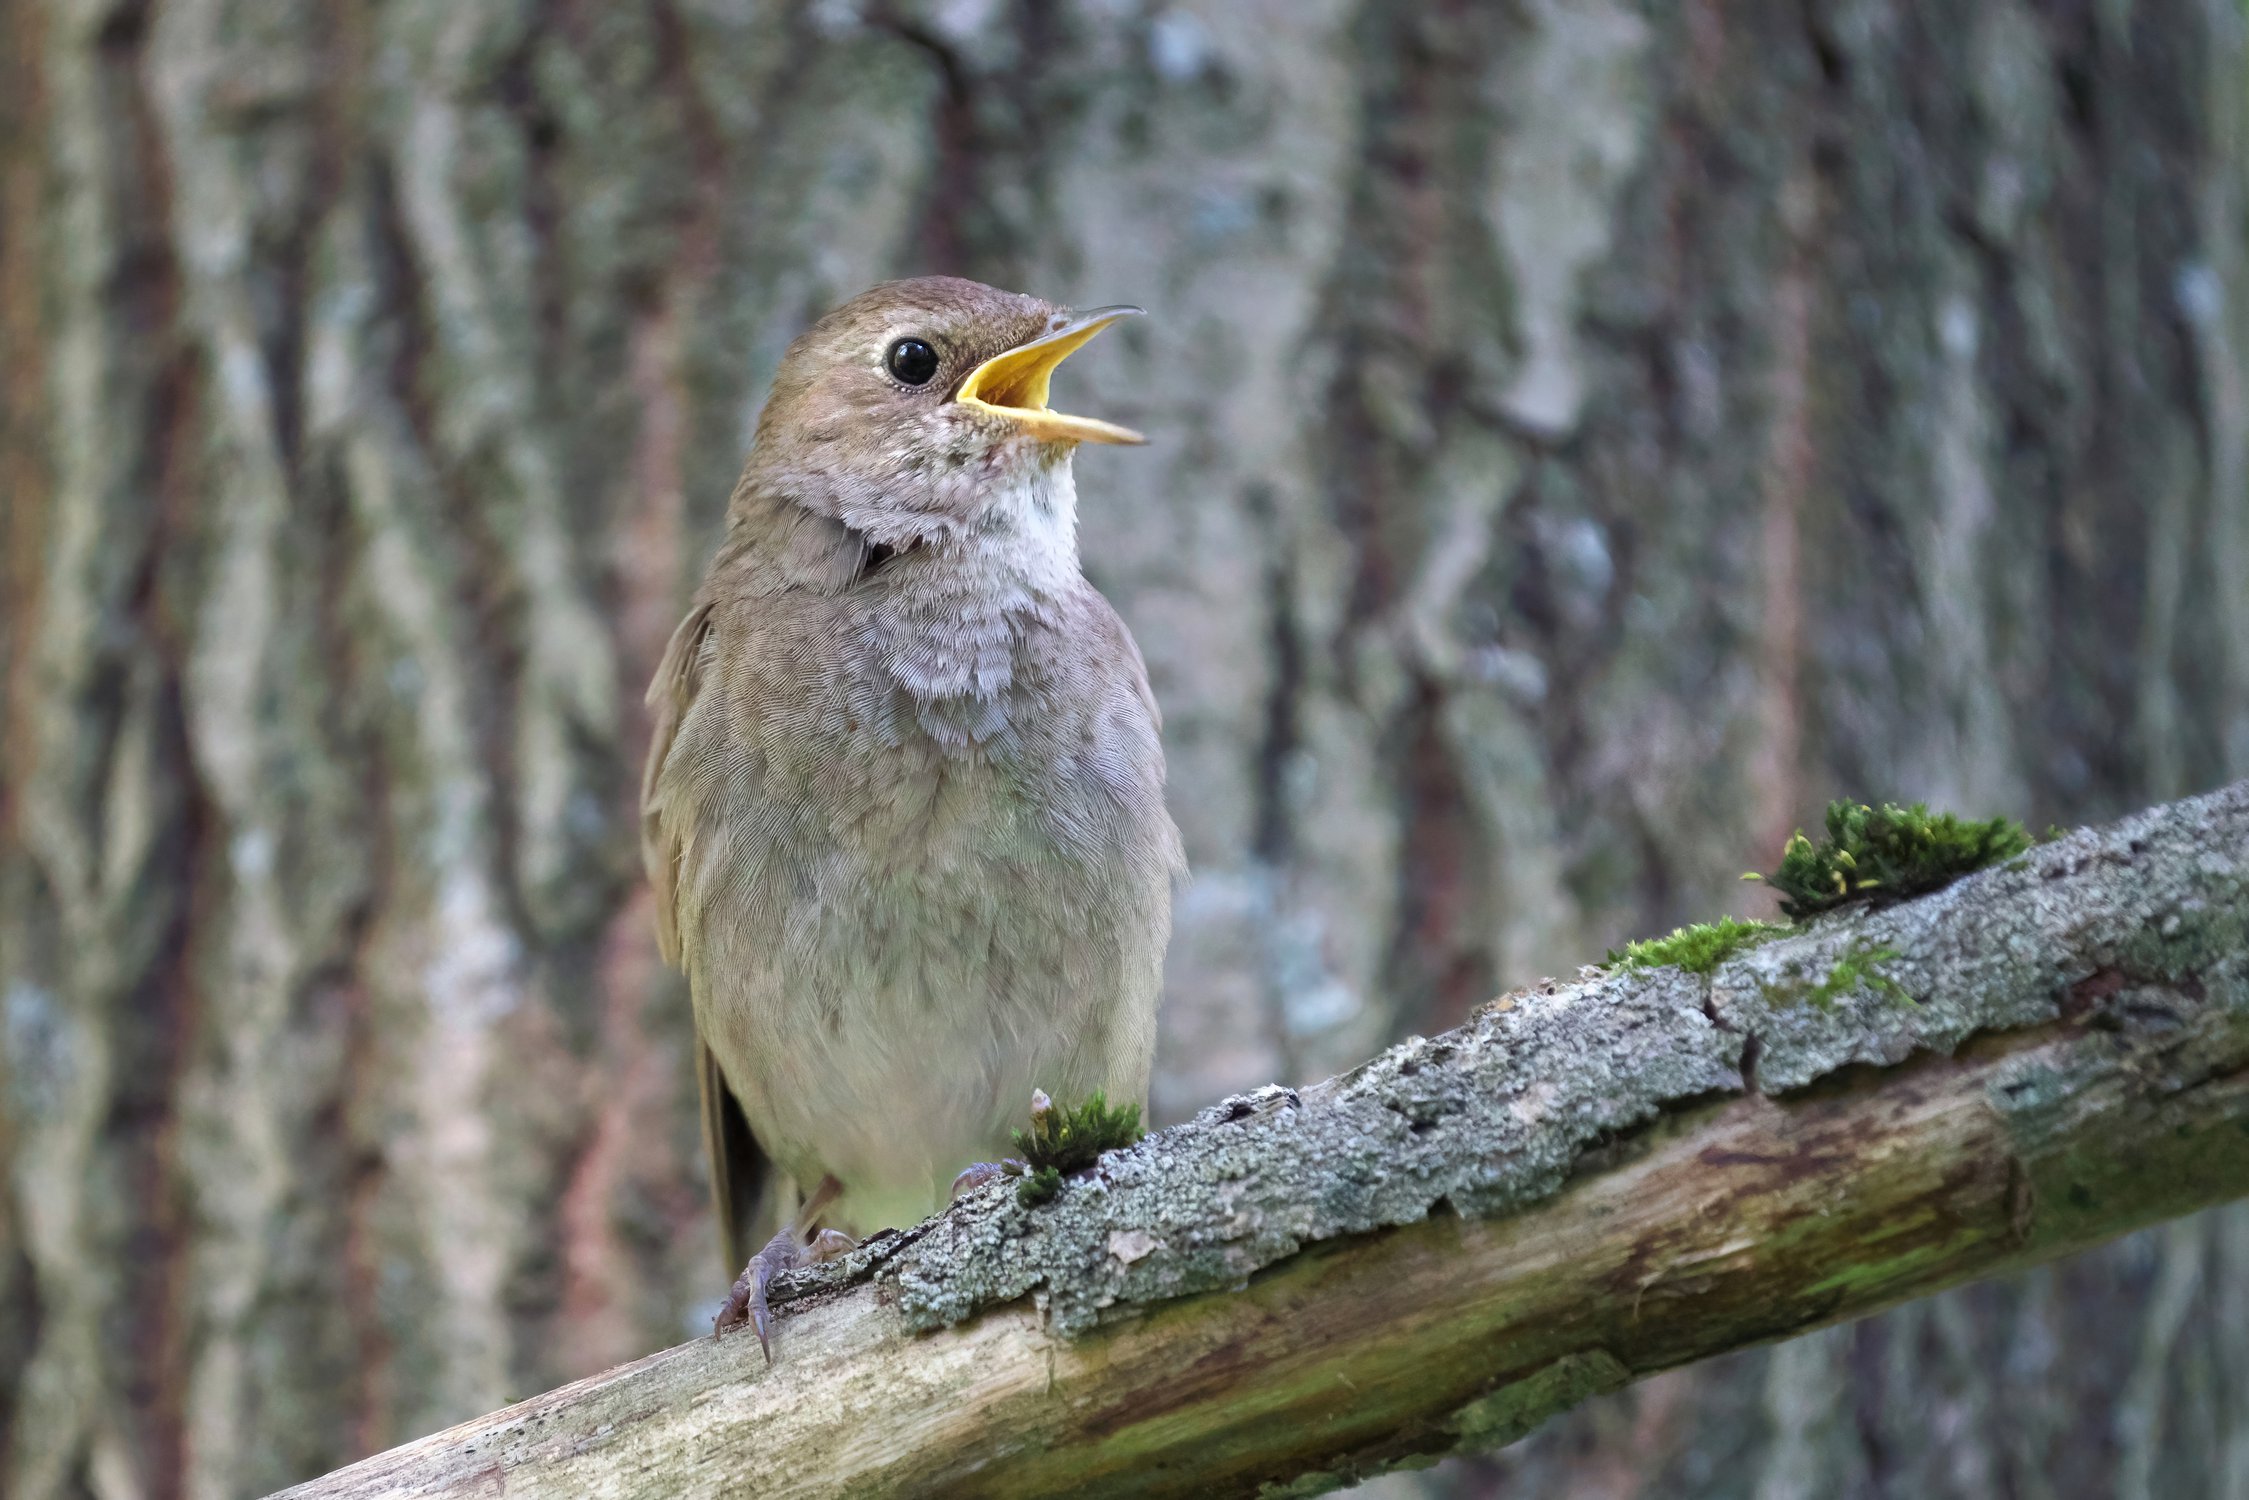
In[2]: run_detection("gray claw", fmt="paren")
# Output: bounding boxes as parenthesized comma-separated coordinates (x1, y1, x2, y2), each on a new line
(716, 1226, 803, 1363)
(806, 1228, 858, 1263)
(948, 1158, 1030, 1202)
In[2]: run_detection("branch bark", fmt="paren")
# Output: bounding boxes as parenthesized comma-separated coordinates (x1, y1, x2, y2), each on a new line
(272, 781, 2249, 1500)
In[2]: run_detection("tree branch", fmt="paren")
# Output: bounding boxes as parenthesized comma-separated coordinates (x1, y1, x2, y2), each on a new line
(274, 781, 2249, 1499)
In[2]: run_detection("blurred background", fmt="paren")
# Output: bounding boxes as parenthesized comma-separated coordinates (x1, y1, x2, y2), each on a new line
(3, 0, 2248, 1495)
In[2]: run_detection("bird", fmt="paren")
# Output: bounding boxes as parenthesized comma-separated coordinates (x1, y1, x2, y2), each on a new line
(640, 276, 1184, 1355)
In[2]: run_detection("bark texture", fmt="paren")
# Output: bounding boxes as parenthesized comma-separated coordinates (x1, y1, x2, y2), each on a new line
(272, 778, 2249, 1499)
(3, 1, 2248, 1496)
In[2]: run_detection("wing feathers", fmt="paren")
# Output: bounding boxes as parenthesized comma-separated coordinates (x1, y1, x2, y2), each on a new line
(647, 599, 775, 1274)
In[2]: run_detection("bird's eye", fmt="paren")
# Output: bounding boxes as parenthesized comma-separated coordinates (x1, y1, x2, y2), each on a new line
(885, 337, 940, 386)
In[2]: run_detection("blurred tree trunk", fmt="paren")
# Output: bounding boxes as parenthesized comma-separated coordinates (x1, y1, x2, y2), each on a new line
(1, 1, 2244, 1498)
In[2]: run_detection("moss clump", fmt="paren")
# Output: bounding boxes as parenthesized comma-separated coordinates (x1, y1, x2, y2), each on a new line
(1015, 1167, 1065, 1206)
(1752, 800, 2032, 919)
(1013, 1089, 1142, 1207)
(1606, 916, 1790, 975)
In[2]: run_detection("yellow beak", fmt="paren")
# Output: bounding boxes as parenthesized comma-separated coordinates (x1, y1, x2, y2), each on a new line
(954, 306, 1147, 446)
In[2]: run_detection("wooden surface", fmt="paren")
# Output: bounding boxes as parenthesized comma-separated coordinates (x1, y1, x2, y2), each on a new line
(272, 781, 2249, 1498)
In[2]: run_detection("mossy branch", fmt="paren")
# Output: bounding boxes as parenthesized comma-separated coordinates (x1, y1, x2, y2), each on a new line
(272, 781, 2249, 1500)
(1608, 798, 2029, 979)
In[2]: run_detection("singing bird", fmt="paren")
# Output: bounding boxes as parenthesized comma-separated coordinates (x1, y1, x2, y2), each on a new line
(641, 277, 1183, 1352)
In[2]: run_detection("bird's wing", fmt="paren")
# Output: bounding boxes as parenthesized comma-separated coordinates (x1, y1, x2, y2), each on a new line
(697, 1038, 770, 1275)
(643, 599, 774, 1275)
(641, 601, 713, 967)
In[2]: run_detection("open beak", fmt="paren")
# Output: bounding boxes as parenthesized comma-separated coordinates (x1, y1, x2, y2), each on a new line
(954, 306, 1147, 446)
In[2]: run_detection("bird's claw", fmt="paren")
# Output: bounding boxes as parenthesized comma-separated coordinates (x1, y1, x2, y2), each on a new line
(715, 1223, 859, 1361)
(806, 1228, 857, 1261)
(948, 1158, 1029, 1202)
(716, 1226, 800, 1360)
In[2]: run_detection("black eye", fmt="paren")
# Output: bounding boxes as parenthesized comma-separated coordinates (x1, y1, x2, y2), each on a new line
(886, 337, 939, 386)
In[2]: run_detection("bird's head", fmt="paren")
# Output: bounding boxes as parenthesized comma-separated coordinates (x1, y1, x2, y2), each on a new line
(739, 277, 1144, 555)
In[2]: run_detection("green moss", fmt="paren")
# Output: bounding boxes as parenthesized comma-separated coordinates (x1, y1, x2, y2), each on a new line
(1606, 916, 1790, 975)
(1811, 945, 1910, 1006)
(1015, 1167, 1065, 1207)
(1751, 800, 2032, 919)
(1785, 943, 1914, 1008)
(1011, 1089, 1142, 1207)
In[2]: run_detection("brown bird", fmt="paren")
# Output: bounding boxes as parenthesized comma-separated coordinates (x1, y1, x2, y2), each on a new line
(641, 277, 1183, 1352)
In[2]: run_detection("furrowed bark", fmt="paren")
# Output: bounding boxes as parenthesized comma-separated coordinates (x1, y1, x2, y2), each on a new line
(272, 780, 2249, 1499)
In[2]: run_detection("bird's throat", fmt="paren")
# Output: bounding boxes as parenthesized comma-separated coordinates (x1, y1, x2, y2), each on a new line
(868, 470, 1082, 714)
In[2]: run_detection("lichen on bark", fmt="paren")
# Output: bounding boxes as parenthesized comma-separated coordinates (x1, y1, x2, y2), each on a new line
(767, 780, 2249, 1349)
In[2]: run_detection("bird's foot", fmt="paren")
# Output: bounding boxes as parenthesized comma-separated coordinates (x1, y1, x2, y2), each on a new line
(805, 1227, 857, 1262)
(716, 1226, 798, 1358)
(948, 1158, 1029, 1201)
(715, 1175, 854, 1361)
(714, 1225, 859, 1360)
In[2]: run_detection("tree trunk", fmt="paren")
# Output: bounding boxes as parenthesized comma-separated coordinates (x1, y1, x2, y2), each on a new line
(2, 1, 2245, 1497)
